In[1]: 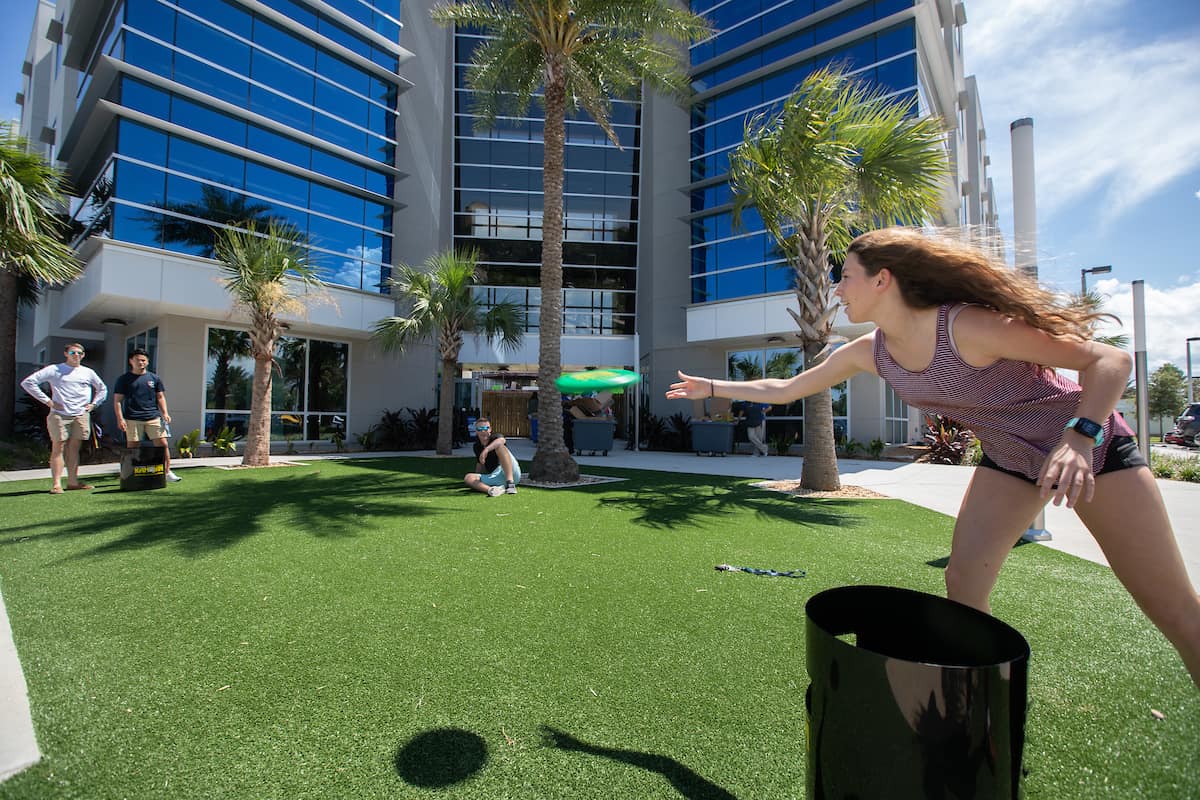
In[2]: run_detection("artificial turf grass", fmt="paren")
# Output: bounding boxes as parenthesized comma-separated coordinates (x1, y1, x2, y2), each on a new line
(0, 457, 1193, 799)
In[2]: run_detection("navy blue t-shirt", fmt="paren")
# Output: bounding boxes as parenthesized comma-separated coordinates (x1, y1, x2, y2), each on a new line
(474, 434, 501, 472)
(114, 371, 165, 421)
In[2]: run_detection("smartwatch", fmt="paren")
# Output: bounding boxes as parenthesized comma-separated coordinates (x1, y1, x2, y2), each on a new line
(1065, 416, 1104, 447)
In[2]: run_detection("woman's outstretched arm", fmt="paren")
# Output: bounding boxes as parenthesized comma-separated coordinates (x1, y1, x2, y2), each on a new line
(666, 333, 877, 405)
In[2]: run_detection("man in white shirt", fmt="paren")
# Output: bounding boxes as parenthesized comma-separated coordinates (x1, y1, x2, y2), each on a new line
(20, 343, 109, 494)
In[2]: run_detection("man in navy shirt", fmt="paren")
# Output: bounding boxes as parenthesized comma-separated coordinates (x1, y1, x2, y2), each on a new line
(113, 348, 181, 482)
(464, 416, 521, 496)
(741, 400, 771, 456)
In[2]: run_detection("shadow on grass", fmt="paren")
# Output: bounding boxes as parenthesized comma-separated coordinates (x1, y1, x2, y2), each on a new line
(542, 725, 736, 800)
(395, 728, 488, 788)
(0, 464, 452, 558)
(926, 539, 1032, 570)
(597, 477, 862, 531)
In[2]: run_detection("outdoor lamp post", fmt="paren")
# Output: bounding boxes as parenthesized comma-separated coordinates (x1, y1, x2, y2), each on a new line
(1188, 336, 1200, 405)
(1080, 265, 1112, 295)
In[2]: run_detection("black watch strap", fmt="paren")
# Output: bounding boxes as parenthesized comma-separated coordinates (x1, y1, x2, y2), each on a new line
(1066, 416, 1104, 446)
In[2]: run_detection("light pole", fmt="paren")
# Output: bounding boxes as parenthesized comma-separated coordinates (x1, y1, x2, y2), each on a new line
(1080, 265, 1112, 295)
(1188, 337, 1200, 406)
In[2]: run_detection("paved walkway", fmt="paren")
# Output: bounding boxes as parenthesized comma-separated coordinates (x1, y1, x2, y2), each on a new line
(2, 444, 1198, 781)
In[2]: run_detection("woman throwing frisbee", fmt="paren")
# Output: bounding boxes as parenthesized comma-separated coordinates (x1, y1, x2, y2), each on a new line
(667, 227, 1200, 686)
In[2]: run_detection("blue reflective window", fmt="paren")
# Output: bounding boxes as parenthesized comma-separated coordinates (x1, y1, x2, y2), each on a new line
(716, 235, 765, 270)
(691, 274, 715, 303)
(248, 85, 312, 131)
(120, 76, 170, 118)
(765, 263, 795, 293)
(365, 200, 390, 231)
(258, 0, 317, 35)
(245, 162, 308, 206)
(875, 0, 914, 18)
(312, 149, 366, 188)
(316, 81, 368, 127)
(173, 53, 248, 106)
(124, 0, 175, 40)
(317, 50, 369, 96)
(364, 167, 390, 198)
(308, 214, 364, 258)
(309, 182, 363, 219)
(314, 113, 367, 153)
(168, 138, 244, 185)
(171, 96, 247, 147)
(188, 0, 252, 38)
(251, 50, 314, 104)
(717, 266, 765, 299)
(319, 16, 370, 59)
(113, 203, 162, 247)
(117, 120, 168, 165)
(876, 53, 917, 93)
(114, 159, 166, 206)
(253, 17, 315, 70)
(248, 126, 310, 169)
(815, 3, 875, 43)
(164, 173, 207, 207)
(122, 31, 173, 76)
(876, 22, 916, 59)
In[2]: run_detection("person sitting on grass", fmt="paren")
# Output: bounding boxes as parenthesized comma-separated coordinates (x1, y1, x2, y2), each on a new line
(668, 226, 1200, 687)
(464, 417, 520, 497)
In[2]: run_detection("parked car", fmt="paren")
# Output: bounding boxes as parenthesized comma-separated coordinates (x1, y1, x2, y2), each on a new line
(1168, 403, 1200, 447)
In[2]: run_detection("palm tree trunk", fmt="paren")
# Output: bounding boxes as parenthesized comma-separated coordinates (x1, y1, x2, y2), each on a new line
(243, 349, 273, 466)
(0, 270, 18, 440)
(795, 216, 838, 490)
(800, 382, 841, 491)
(436, 355, 456, 456)
(531, 57, 579, 483)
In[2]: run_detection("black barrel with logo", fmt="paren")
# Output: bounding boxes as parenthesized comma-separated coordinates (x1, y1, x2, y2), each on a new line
(119, 445, 167, 491)
(805, 585, 1030, 799)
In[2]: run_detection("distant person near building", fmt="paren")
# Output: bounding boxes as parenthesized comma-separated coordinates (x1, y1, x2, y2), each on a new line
(113, 348, 181, 482)
(740, 401, 770, 456)
(20, 343, 109, 494)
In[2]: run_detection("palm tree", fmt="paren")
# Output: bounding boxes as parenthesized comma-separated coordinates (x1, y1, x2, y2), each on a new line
(1072, 288, 1129, 349)
(0, 122, 81, 439)
(214, 221, 321, 466)
(373, 248, 524, 455)
(729, 67, 949, 490)
(432, 0, 709, 482)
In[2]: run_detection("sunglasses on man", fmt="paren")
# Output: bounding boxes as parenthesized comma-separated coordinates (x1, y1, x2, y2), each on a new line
(475, 425, 491, 432)
(67, 350, 85, 356)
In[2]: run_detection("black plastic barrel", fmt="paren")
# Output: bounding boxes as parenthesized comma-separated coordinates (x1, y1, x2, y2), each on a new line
(119, 445, 167, 491)
(805, 585, 1029, 799)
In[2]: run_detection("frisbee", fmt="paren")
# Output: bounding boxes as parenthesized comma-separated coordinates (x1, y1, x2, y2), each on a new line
(556, 368, 640, 394)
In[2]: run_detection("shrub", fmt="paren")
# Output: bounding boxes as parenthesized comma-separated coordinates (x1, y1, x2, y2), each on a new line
(177, 429, 202, 458)
(867, 438, 886, 459)
(666, 412, 692, 451)
(923, 414, 975, 465)
(842, 438, 863, 457)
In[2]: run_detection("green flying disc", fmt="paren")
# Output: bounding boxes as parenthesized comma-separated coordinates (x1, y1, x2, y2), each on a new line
(556, 368, 640, 394)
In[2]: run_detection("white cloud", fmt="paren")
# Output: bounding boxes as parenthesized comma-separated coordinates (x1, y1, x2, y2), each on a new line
(1195, 190, 1200, 201)
(1092, 277, 1200, 373)
(965, 0, 1200, 225)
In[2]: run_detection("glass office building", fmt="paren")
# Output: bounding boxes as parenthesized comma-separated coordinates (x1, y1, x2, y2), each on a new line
(452, 28, 641, 341)
(65, 0, 401, 293)
(21, 0, 418, 444)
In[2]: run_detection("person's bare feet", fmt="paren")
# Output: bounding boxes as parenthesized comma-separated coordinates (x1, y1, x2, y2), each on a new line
(49, 485, 63, 494)
(65, 483, 93, 491)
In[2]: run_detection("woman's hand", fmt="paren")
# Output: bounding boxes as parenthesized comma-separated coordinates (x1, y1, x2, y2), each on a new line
(1037, 436, 1095, 508)
(666, 371, 711, 400)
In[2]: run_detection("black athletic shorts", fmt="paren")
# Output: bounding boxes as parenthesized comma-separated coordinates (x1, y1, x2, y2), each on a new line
(978, 435, 1148, 486)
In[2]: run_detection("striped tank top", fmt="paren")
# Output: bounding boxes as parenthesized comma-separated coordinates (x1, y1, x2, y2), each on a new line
(873, 303, 1134, 480)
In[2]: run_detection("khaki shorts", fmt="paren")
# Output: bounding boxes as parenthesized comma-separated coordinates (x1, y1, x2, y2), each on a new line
(47, 411, 90, 442)
(126, 418, 167, 443)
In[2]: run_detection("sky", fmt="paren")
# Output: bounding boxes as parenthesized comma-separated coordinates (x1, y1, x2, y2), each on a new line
(962, 0, 1200, 375)
(2, 0, 1198, 375)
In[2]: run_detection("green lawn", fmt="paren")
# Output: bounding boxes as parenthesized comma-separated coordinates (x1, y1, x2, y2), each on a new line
(0, 457, 1195, 799)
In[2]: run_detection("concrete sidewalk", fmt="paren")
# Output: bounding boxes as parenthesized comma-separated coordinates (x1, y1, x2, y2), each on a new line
(2, 444, 1198, 781)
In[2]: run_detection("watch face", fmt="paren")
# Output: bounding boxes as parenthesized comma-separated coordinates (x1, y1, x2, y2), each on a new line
(1074, 418, 1102, 438)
